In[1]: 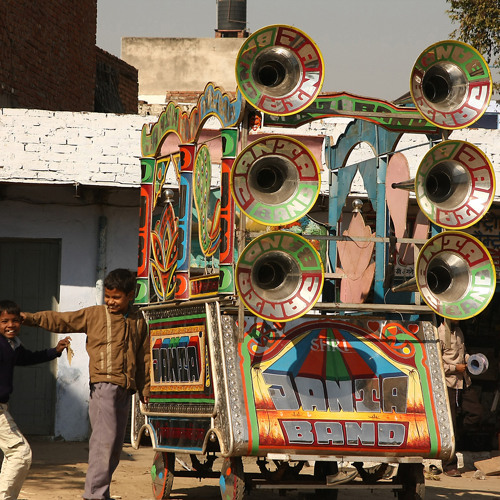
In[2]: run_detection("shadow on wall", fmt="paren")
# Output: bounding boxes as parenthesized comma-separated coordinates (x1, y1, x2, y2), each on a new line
(55, 363, 91, 441)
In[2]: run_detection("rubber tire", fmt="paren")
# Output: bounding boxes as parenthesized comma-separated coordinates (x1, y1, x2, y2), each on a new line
(396, 463, 425, 500)
(151, 451, 175, 499)
(220, 456, 245, 500)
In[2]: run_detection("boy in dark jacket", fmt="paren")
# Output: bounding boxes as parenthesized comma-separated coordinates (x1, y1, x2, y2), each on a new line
(22, 269, 150, 500)
(0, 299, 70, 500)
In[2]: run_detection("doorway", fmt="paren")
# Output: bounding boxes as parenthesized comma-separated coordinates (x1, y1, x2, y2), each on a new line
(0, 238, 61, 435)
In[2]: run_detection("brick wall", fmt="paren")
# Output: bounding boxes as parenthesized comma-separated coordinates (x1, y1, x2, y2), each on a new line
(95, 48, 139, 115)
(0, 0, 97, 111)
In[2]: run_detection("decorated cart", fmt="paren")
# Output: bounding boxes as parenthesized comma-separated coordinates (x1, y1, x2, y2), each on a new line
(131, 25, 496, 500)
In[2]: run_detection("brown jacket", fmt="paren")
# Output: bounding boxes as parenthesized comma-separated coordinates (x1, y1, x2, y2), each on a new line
(23, 305, 150, 397)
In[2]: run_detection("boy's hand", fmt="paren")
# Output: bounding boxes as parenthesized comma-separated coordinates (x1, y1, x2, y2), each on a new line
(56, 336, 72, 354)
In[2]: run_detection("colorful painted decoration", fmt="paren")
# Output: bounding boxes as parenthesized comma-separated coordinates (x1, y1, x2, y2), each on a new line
(337, 212, 375, 303)
(153, 154, 180, 207)
(265, 91, 440, 133)
(150, 203, 178, 302)
(193, 145, 221, 257)
(141, 83, 244, 157)
(241, 319, 446, 457)
(176, 144, 195, 273)
(219, 457, 245, 500)
(151, 452, 174, 499)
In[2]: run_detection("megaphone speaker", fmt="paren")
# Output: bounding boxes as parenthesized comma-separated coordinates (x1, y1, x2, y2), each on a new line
(235, 231, 324, 322)
(235, 25, 324, 115)
(416, 231, 496, 320)
(231, 135, 321, 226)
(410, 40, 492, 129)
(415, 140, 495, 229)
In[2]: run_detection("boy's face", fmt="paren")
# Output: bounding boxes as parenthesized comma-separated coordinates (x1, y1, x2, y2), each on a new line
(0, 311, 21, 339)
(104, 288, 134, 315)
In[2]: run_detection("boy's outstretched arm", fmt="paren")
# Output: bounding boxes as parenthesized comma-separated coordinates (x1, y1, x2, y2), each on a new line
(20, 309, 88, 333)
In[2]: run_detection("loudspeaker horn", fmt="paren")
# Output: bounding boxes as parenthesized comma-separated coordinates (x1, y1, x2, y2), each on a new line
(235, 231, 324, 322)
(235, 25, 324, 116)
(410, 40, 492, 129)
(392, 140, 495, 230)
(415, 231, 496, 320)
(231, 135, 321, 226)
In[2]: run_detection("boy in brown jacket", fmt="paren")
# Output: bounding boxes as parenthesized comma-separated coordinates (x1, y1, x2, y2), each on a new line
(22, 269, 150, 500)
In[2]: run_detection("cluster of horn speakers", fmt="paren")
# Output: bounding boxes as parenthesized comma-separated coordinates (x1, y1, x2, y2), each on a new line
(232, 25, 495, 322)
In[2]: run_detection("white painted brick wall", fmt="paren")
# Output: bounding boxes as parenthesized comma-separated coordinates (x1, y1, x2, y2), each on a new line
(1, 108, 499, 200)
(0, 108, 153, 187)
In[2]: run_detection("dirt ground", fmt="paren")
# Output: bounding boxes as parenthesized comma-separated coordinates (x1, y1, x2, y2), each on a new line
(15, 438, 500, 499)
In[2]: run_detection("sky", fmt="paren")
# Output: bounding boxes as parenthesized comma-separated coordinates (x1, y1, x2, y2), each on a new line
(96, 0, 457, 101)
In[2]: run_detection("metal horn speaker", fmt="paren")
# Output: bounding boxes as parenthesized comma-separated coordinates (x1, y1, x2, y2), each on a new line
(235, 25, 324, 115)
(235, 231, 324, 322)
(416, 231, 496, 320)
(410, 40, 492, 129)
(392, 140, 495, 229)
(231, 135, 321, 226)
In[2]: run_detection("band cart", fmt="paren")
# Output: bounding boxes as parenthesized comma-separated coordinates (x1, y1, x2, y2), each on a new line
(130, 25, 496, 500)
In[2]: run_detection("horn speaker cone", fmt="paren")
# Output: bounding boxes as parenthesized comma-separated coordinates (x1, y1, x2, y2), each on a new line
(231, 135, 321, 226)
(236, 231, 324, 322)
(416, 231, 496, 320)
(235, 25, 324, 115)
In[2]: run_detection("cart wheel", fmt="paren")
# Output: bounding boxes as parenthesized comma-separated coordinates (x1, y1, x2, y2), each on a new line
(220, 457, 245, 500)
(395, 463, 425, 500)
(151, 451, 175, 499)
(314, 461, 339, 500)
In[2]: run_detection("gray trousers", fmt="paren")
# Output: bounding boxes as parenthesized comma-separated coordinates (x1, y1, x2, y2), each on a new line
(83, 383, 131, 500)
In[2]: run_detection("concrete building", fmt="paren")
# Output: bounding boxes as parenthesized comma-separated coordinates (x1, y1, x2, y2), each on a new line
(121, 0, 249, 113)
(0, 109, 154, 439)
(122, 37, 244, 108)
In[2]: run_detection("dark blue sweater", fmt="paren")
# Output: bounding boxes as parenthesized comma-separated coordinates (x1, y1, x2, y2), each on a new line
(0, 335, 60, 403)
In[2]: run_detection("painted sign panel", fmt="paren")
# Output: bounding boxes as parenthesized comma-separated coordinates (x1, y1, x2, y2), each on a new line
(146, 306, 215, 408)
(238, 318, 452, 459)
(151, 326, 205, 392)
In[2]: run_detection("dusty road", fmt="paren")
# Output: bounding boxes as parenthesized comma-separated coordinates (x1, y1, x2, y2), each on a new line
(17, 439, 500, 499)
